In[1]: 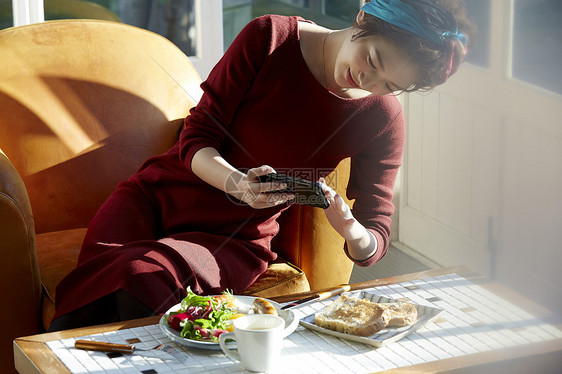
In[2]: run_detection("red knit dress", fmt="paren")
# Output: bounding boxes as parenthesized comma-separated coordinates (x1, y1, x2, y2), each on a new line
(53, 15, 405, 319)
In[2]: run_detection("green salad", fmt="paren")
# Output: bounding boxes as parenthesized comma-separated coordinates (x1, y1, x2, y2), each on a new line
(165, 287, 238, 341)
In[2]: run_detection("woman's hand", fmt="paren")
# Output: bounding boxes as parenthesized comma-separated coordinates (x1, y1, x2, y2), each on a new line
(230, 165, 294, 209)
(191, 148, 292, 210)
(320, 178, 364, 241)
(319, 178, 377, 261)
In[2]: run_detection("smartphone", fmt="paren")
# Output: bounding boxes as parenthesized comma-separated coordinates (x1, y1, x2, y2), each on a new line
(258, 173, 330, 209)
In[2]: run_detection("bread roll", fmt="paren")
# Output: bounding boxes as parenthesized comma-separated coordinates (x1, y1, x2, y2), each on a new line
(252, 298, 278, 316)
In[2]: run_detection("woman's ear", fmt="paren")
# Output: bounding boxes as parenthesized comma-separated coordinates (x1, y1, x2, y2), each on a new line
(356, 9, 365, 24)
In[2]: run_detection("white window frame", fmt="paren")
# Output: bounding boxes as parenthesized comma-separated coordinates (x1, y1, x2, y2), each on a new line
(12, 0, 44, 27)
(11, 0, 223, 80)
(190, 0, 224, 79)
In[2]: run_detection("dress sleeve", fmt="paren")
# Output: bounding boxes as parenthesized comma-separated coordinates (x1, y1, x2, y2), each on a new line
(345, 107, 405, 267)
(178, 16, 273, 172)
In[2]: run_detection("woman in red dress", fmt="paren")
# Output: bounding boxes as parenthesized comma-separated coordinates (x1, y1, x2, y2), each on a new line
(50, 0, 472, 331)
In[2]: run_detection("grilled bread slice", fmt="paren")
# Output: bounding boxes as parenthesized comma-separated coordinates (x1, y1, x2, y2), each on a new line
(378, 302, 418, 327)
(314, 295, 391, 337)
(314, 295, 418, 337)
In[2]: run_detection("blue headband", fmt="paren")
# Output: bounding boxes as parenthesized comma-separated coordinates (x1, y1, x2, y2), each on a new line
(361, 0, 467, 46)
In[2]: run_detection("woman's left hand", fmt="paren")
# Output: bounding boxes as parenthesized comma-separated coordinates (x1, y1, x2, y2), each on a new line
(319, 178, 377, 261)
(319, 178, 364, 242)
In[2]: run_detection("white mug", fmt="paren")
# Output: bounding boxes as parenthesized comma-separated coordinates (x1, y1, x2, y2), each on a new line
(219, 314, 285, 372)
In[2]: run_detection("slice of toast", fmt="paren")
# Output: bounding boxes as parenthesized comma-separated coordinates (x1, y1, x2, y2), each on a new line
(314, 295, 390, 337)
(378, 302, 418, 327)
(314, 295, 419, 337)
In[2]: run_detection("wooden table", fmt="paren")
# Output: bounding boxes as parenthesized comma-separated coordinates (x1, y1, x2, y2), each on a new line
(13, 267, 562, 373)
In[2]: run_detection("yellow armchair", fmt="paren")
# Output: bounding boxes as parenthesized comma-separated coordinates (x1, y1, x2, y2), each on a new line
(0, 19, 353, 373)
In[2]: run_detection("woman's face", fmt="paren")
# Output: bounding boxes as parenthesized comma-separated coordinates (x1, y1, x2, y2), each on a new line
(333, 28, 419, 95)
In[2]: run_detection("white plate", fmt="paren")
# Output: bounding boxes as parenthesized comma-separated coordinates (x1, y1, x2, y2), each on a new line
(299, 291, 443, 348)
(159, 295, 298, 350)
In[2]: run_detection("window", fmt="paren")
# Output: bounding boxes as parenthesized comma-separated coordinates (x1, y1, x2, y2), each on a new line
(512, 0, 562, 94)
(223, 0, 360, 51)
(0, 0, 13, 29)
(463, 0, 490, 68)
(2, 0, 44, 28)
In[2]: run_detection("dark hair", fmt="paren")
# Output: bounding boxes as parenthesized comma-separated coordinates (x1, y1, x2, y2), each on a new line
(353, 0, 474, 92)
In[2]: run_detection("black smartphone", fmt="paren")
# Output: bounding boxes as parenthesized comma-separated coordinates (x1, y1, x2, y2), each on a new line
(258, 173, 330, 209)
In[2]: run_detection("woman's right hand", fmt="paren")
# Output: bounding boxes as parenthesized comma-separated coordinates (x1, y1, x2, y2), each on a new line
(191, 148, 292, 209)
(228, 165, 294, 209)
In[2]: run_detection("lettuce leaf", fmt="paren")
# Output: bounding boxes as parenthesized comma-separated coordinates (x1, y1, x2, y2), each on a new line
(177, 287, 236, 341)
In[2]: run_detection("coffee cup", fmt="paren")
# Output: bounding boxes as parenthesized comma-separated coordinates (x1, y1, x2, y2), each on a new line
(219, 314, 284, 372)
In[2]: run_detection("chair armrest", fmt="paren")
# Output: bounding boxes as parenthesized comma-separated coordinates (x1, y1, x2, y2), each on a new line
(0, 151, 42, 339)
(298, 205, 354, 290)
